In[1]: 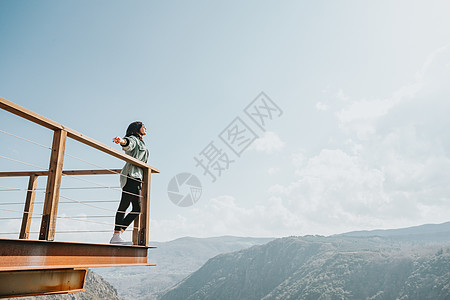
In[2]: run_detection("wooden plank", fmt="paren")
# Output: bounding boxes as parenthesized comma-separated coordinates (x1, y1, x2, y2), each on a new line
(1, 97, 160, 173)
(138, 168, 152, 246)
(0, 97, 62, 131)
(0, 169, 123, 177)
(0, 171, 49, 177)
(39, 130, 67, 241)
(0, 239, 153, 271)
(133, 214, 140, 246)
(19, 174, 39, 239)
(64, 127, 159, 173)
(0, 268, 87, 298)
(62, 169, 122, 176)
(0, 264, 155, 272)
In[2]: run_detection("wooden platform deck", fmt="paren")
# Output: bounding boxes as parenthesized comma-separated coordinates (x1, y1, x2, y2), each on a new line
(0, 238, 156, 271)
(0, 239, 156, 298)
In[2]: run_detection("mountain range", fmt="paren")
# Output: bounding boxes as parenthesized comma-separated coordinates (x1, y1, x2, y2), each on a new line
(93, 236, 274, 299)
(159, 222, 450, 300)
(13, 222, 449, 299)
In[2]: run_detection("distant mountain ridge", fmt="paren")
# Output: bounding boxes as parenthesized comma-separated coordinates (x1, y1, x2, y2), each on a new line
(159, 222, 450, 300)
(94, 236, 274, 299)
(337, 221, 450, 238)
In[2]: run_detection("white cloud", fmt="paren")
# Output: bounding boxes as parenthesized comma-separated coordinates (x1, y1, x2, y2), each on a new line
(335, 81, 423, 140)
(336, 88, 350, 101)
(289, 44, 450, 232)
(154, 145, 450, 240)
(290, 152, 306, 168)
(151, 195, 305, 240)
(151, 45, 450, 241)
(267, 167, 279, 175)
(315, 102, 329, 111)
(415, 44, 450, 81)
(250, 131, 285, 154)
(335, 45, 450, 141)
(322, 85, 331, 93)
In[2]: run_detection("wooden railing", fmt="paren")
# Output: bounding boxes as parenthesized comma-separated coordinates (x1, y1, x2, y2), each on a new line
(0, 97, 159, 246)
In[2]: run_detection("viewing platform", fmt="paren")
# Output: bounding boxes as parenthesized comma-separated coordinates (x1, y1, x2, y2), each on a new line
(0, 97, 159, 298)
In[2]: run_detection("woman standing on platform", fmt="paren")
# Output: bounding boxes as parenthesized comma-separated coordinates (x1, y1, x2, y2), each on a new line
(110, 121, 149, 244)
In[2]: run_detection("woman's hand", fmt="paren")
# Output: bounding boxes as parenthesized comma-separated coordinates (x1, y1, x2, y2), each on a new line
(113, 136, 124, 145)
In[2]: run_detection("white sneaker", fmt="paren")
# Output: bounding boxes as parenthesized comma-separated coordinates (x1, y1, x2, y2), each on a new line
(109, 233, 132, 245)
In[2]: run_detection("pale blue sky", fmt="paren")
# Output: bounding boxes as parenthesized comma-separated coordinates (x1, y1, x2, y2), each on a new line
(1, 1, 450, 242)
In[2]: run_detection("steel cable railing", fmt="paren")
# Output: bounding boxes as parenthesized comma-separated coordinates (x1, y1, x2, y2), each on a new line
(65, 152, 143, 183)
(0, 128, 148, 243)
(1, 128, 142, 196)
(0, 129, 52, 150)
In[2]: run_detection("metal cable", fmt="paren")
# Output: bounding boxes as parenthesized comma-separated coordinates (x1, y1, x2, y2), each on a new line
(0, 193, 137, 215)
(59, 186, 121, 190)
(0, 155, 48, 171)
(0, 214, 130, 230)
(56, 217, 137, 230)
(0, 230, 115, 235)
(0, 216, 39, 220)
(64, 215, 113, 218)
(0, 129, 51, 150)
(0, 215, 113, 220)
(0, 186, 120, 192)
(59, 194, 116, 212)
(0, 193, 137, 216)
(0, 200, 119, 206)
(56, 216, 137, 230)
(0, 132, 143, 236)
(65, 152, 143, 183)
(61, 174, 142, 198)
(56, 216, 112, 226)
(0, 130, 145, 199)
(1, 155, 142, 198)
(0, 203, 135, 218)
(58, 230, 117, 233)
(0, 185, 47, 193)
(0, 207, 43, 215)
(59, 194, 139, 215)
(59, 200, 119, 204)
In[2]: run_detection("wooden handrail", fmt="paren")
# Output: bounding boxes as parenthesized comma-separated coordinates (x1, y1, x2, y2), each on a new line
(0, 97, 159, 173)
(0, 97, 62, 131)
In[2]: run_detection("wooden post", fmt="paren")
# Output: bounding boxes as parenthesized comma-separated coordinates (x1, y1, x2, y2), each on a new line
(132, 214, 140, 245)
(39, 129, 67, 241)
(19, 174, 39, 239)
(138, 168, 151, 246)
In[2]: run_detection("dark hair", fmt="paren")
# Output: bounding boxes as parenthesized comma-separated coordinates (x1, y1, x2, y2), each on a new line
(125, 121, 144, 139)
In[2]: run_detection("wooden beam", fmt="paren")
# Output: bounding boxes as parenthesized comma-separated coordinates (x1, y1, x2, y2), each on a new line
(0, 97, 160, 173)
(40, 130, 67, 241)
(133, 214, 140, 246)
(0, 171, 49, 177)
(138, 168, 152, 246)
(19, 174, 39, 239)
(0, 268, 87, 298)
(62, 169, 122, 176)
(64, 127, 160, 173)
(0, 169, 123, 177)
(0, 97, 62, 131)
(0, 239, 154, 271)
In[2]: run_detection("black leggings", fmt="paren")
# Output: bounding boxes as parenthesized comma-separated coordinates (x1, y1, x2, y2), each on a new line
(114, 178, 141, 232)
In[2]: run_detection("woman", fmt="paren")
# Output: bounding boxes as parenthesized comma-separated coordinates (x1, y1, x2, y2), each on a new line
(110, 121, 149, 244)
